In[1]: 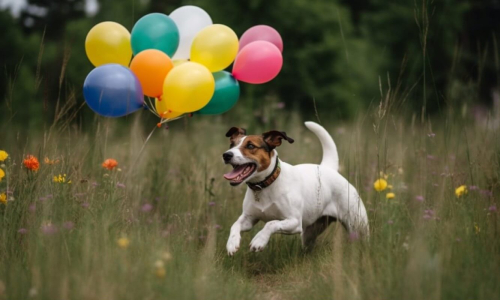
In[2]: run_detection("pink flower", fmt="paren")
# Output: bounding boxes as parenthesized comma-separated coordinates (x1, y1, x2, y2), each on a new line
(415, 195, 425, 202)
(349, 232, 359, 242)
(18, 228, 28, 234)
(41, 224, 58, 235)
(63, 221, 75, 230)
(208, 202, 216, 206)
(387, 220, 394, 225)
(141, 203, 153, 212)
(489, 205, 497, 212)
(116, 182, 126, 188)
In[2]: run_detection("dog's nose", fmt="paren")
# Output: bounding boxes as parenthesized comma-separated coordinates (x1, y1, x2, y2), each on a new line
(223, 152, 233, 162)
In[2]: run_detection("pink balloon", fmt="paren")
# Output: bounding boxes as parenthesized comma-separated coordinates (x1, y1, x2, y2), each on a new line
(232, 41, 283, 84)
(239, 25, 283, 52)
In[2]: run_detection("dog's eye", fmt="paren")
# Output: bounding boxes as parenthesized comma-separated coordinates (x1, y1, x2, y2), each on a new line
(246, 144, 255, 150)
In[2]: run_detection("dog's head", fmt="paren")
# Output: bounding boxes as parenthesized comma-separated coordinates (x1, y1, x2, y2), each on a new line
(222, 127, 294, 186)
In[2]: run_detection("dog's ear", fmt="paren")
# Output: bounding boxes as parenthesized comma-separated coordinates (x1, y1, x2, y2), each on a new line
(225, 127, 247, 139)
(262, 130, 294, 150)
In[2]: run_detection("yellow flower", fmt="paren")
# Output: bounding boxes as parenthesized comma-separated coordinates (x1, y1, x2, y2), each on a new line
(162, 251, 173, 261)
(387, 185, 393, 190)
(0, 168, 4, 182)
(155, 266, 166, 278)
(52, 174, 68, 183)
(117, 237, 130, 249)
(474, 223, 480, 234)
(374, 179, 388, 192)
(0, 193, 7, 205)
(455, 185, 468, 198)
(386, 192, 395, 199)
(0, 150, 8, 162)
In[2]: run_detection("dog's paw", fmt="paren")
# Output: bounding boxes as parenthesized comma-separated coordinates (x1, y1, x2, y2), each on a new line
(226, 235, 241, 256)
(249, 232, 270, 252)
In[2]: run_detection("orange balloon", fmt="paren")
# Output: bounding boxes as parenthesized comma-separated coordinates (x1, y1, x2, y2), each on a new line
(130, 49, 173, 97)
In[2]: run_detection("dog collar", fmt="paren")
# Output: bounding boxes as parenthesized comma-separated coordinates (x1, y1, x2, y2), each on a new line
(247, 157, 281, 191)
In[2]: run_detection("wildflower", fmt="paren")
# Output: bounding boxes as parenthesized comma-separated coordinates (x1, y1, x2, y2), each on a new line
(63, 221, 75, 230)
(427, 133, 435, 138)
(0, 193, 7, 205)
(44, 157, 60, 165)
(455, 238, 461, 242)
(402, 242, 409, 250)
(215, 224, 222, 229)
(141, 203, 153, 212)
(387, 184, 393, 190)
(348, 231, 359, 242)
(373, 179, 388, 192)
(387, 220, 394, 225)
(155, 266, 166, 278)
(488, 205, 497, 212)
(162, 251, 173, 261)
(455, 185, 468, 198)
(154, 260, 165, 268)
(117, 237, 130, 248)
(29, 204, 36, 212)
(208, 201, 216, 206)
(0, 168, 4, 182)
(116, 182, 126, 188)
(386, 192, 395, 199)
(415, 195, 425, 202)
(379, 171, 389, 179)
(102, 158, 118, 170)
(23, 155, 40, 172)
(53, 174, 68, 183)
(41, 223, 58, 235)
(468, 185, 479, 191)
(81, 202, 89, 208)
(18, 228, 28, 234)
(474, 223, 480, 234)
(0, 150, 8, 161)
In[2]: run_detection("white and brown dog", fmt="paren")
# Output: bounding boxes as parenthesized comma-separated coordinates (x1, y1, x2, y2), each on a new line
(223, 121, 369, 255)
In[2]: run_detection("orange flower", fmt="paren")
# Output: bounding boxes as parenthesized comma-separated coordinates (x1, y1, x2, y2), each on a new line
(102, 159, 118, 170)
(23, 155, 40, 172)
(44, 157, 60, 165)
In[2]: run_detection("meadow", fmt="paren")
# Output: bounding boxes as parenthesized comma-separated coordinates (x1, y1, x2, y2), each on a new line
(0, 104, 499, 300)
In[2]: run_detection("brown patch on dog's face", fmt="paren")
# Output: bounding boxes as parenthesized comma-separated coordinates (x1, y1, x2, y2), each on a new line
(239, 135, 274, 172)
(226, 127, 246, 148)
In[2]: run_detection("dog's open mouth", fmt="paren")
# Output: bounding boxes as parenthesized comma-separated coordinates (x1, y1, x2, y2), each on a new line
(224, 163, 257, 185)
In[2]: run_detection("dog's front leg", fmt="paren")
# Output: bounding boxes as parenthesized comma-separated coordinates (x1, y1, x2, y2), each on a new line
(250, 218, 302, 252)
(227, 214, 256, 256)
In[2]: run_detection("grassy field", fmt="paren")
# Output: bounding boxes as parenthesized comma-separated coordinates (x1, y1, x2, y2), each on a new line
(0, 107, 499, 300)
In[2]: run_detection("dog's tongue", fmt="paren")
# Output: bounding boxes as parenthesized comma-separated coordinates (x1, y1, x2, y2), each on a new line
(224, 165, 247, 180)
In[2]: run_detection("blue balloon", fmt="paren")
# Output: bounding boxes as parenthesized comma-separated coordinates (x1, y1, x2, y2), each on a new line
(131, 13, 179, 56)
(83, 64, 144, 117)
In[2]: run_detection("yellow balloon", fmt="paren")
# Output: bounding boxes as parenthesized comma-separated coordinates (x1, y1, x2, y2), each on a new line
(155, 98, 183, 119)
(172, 59, 188, 67)
(190, 24, 239, 72)
(85, 22, 132, 67)
(163, 62, 215, 113)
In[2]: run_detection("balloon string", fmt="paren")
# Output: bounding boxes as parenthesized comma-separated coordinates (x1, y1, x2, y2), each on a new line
(125, 124, 157, 180)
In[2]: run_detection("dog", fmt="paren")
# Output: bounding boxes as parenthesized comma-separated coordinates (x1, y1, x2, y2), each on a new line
(222, 121, 369, 255)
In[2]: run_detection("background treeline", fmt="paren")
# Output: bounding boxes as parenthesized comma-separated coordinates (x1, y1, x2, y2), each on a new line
(1, 0, 499, 130)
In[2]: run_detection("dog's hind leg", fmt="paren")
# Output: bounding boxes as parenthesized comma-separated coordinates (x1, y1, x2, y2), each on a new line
(301, 216, 337, 249)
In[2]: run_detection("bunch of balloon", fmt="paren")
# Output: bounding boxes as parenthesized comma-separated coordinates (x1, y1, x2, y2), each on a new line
(82, 5, 284, 125)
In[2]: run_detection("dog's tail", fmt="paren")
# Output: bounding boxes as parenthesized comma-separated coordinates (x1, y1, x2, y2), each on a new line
(304, 121, 339, 171)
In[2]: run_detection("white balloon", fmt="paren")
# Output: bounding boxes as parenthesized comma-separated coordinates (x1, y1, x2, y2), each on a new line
(170, 6, 213, 60)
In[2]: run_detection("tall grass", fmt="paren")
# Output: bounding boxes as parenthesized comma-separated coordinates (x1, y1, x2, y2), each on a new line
(0, 106, 498, 299)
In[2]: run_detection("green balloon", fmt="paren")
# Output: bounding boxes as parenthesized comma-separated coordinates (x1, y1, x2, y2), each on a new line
(198, 71, 240, 115)
(131, 13, 179, 56)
